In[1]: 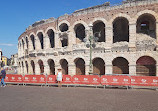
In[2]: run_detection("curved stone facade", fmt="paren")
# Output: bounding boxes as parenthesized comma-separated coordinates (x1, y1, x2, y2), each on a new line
(18, 0, 158, 76)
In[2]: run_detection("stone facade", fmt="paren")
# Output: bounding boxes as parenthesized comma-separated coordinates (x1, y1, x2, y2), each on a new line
(18, 0, 158, 76)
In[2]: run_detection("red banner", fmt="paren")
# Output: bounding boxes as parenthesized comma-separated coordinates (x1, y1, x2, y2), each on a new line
(72, 75, 101, 85)
(72, 75, 82, 84)
(101, 75, 131, 86)
(47, 75, 56, 84)
(23, 75, 46, 83)
(5, 74, 23, 83)
(62, 75, 72, 84)
(131, 76, 158, 86)
(89, 75, 101, 85)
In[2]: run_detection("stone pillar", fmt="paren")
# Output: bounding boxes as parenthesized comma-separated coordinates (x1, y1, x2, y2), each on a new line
(35, 36, 40, 50)
(156, 23, 158, 44)
(129, 23, 136, 51)
(105, 25, 113, 45)
(28, 61, 31, 75)
(68, 31, 75, 50)
(44, 35, 50, 49)
(129, 64, 136, 76)
(35, 62, 40, 75)
(85, 64, 89, 75)
(55, 32, 61, 48)
(68, 64, 76, 76)
(105, 64, 112, 75)
(28, 39, 33, 51)
(23, 62, 26, 74)
(43, 61, 50, 75)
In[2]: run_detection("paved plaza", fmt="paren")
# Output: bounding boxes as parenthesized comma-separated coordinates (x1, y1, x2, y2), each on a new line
(0, 86, 158, 111)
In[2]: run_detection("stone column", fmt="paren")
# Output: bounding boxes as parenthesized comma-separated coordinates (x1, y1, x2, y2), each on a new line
(44, 35, 50, 49)
(29, 39, 33, 51)
(156, 23, 158, 44)
(105, 64, 112, 75)
(55, 32, 61, 48)
(129, 23, 136, 51)
(129, 64, 136, 76)
(35, 62, 40, 75)
(43, 61, 50, 75)
(105, 25, 113, 46)
(85, 64, 89, 75)
(68, 31, 75, 50)
(55, 62, 60, 75)
(35, 36, 40, 50)
(28, 61, 31, 75)
(68, 64, 76, 76)
(23, 62, 26, 74)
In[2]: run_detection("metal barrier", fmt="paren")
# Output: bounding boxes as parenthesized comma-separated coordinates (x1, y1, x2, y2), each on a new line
(4, 74, 158, 89)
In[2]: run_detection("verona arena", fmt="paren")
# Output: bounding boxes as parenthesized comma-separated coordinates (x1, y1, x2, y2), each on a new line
(18, 0, 158, 76)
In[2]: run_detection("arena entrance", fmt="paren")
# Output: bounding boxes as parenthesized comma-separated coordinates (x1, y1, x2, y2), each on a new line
(30, 35, 35, 50)
(92, 58, 105, 75)
(136, 14, 156, 38)
(75, 58, 85, 75)
(47, 29, 55, 48)
(93, 21, 105, 42)
(31, 60, 35, 74)
(74, 23, 85, 43)
(25, 61, 28, 74)
(38, 60, 44, 75)
(136, 56, 156, 76)
(60, 59, 68, 75)
(48, 59, 55, 75)
(113, 17, 129, 43)
(37, 32, 44, 49)
(112, 57, 129, 74)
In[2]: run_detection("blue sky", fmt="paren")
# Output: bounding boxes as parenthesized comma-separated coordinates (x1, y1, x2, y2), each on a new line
(0, 0, 122, 58)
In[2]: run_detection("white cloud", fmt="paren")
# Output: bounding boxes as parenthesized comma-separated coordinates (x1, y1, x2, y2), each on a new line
(0, 43, 15, 46)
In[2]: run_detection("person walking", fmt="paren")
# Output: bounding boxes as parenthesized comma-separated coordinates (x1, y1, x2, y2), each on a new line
(56, 68, 63, 88)
(0, 67, 6, 87)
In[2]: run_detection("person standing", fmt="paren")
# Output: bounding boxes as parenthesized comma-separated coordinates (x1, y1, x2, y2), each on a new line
(0, 67, 6, 87)
(56, 68, 63, 88)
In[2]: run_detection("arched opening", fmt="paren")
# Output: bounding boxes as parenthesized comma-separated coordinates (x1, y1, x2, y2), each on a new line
(38, 60, 44, 74)
(37, 32, 44, 49)
(92, 58, 105, 75)
(30, 35, 35, 50)
(136, 14, 156, 39)
(31, 60, 35, 74)
(22, 61, 24, 74)
(47, 29, 55, 48)
(26, 37, 28, 49)
(59, 23, 69, 32)
(48, 59, 55, 75)
(75, 58, 85, 75)
(112, 57, 129, 74)
(61, 38, 68, 47)
(93, 21, 105, 42)
(18, 62, 21, 73)
(22, 39, 25, 50)
(136, 56, 156, 76)
(25, 61, 28, 74)
(113, 17, 129, 43)
(60, 59, 68, 75)
(74, 24, 85, 43)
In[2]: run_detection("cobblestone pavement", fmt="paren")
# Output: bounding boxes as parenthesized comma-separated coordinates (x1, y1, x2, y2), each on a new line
(0, 85, 158, 111)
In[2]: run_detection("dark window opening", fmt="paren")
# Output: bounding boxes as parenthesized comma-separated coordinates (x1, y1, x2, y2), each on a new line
(113, 17, 129, 43)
